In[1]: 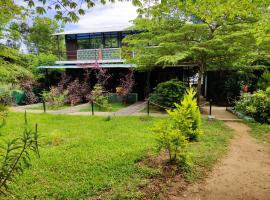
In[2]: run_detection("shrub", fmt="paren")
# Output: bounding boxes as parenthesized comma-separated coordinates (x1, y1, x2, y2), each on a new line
(152, 120, 188, 162)
(20, 79, 38, 104)
(0, 91, 15, 105)
(88, 84, 111, 110)
(224, 71, 255, 104)
(117, 71, 135, 103)
(149, 79, 186, 108)
(0, 112, 39, 195)
(67, 79, 83, 106)
(152, 87, 202, 170)
(168, 87, 202, 141)
(257, 72, 270, 91)
(234, 87, 270, 124)
(41, 87, 68, 107)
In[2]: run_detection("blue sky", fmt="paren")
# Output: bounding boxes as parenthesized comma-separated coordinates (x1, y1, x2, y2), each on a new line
(15, 0, 138, 32)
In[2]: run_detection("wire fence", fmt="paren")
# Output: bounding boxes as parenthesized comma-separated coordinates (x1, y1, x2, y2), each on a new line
(41, 94, 212, 116)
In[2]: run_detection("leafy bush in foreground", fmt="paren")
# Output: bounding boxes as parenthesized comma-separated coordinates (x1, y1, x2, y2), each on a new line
(234, 87, 270, 124)
(153, 120, 188, 162)
(168, 87, 202, 141)
(0, 109, 39, 196)
(149, 79, 186, 108)
(152, 87, 202, 170)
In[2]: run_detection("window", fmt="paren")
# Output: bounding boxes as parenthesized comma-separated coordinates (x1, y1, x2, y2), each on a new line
(77, 33, 90, 49)
(104, 32, 119, 48)
(89, 33, 103, 49)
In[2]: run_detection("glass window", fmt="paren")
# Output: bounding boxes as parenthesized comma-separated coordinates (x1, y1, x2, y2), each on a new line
(77, 33, 90, 49)
(90, 33, 103, 49)
(77, 38, 90, 49)
(104, 32, 119, 48)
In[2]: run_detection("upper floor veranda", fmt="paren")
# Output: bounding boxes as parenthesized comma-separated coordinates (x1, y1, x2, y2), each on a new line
(54, 25, 137, 65)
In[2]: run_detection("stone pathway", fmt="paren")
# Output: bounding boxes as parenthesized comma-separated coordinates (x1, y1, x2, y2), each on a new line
(201, 106, 241, 121)
(10, 102, 148, 116)
(10, 103, 241, 120)
(114, 101, 146, 116)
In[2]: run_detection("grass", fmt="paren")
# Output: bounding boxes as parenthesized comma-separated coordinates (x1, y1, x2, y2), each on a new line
(28, 104, 69, 111)
(0, 113, 233, 199)
(246, 121, 270, 147)
(186, 118, 234, 181)
(140, 104, 167, 113)
(79, 102, 127, 112)
(1, 113, 157, 199)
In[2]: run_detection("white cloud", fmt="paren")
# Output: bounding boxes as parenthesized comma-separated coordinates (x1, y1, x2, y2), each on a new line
(66, 1, 138, 31)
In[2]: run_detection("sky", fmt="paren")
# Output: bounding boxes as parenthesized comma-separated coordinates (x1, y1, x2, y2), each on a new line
(15, 0, 138, 31)
(66, 1, 138, 31)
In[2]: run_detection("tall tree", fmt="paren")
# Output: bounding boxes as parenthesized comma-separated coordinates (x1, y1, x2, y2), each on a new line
(26, 17, 64, 54)
(122, 0, 270, 102)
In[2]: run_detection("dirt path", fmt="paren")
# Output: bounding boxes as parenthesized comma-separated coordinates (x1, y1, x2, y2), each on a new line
(171, 122, 270, 200)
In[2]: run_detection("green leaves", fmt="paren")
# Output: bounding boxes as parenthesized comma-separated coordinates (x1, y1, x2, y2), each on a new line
(0, 111, 40, 195)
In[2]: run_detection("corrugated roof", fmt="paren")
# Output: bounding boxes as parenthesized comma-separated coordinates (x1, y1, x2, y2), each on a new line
(53, 24, 135, 35)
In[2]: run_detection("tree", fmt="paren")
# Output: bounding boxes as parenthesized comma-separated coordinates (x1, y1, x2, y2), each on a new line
(26, 17, 64, 54)
(122, 0, 270, 103)
(22, 0, 142, 23)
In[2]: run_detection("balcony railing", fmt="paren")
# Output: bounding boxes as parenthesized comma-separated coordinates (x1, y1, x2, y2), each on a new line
(58, 48, 123, 61)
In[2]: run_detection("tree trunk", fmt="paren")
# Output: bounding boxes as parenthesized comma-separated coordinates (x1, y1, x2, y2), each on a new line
(197, 64, 204, 105)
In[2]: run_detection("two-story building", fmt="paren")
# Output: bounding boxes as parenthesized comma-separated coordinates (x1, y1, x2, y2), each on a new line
(39, 25, 199, 100)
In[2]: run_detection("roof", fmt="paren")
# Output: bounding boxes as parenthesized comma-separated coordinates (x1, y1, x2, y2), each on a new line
(53, 24, 135, 36)
(38, 64, 135, 69)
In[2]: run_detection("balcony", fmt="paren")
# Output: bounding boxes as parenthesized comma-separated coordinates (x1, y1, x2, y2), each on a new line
(56, 48, 127, 65)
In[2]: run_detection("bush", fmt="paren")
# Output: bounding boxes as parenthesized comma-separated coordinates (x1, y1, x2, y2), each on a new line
(257, 72, 270, 90)
(41, 87, 68, 107)
(0, 91, 15, 105)
(149, 79, 186, 108)
(234, 87, 270, 124)
(224, 71, 255, 104)
(88, 84, 111, 110)
(20, 79, 38, 104)
(67, 79, 83, 106)
(152, 87, 202, 169)
(153, 120, 188, 162)
(168, 87, 202, 141)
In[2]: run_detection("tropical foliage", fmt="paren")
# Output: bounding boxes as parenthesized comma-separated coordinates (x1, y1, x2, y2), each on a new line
(149, 79, 186, 108)
(234, 87, 270, 124)
(153, 87, 202, 169)
(122, 0, 270, 102)
(257, 71, 270, 91)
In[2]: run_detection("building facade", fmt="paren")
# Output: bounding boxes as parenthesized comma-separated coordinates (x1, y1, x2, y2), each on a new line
(39, 25, 199, 100)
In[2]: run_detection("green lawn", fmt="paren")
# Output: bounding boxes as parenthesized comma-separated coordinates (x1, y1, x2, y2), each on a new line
(140, 104, 167, 113)
(246, 122, 270, 148)
(79, 102, 127, 112)
(0, 113, 234, 199)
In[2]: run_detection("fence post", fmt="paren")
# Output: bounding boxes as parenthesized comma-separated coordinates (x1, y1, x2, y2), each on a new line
(91, 101, 94, 116)
(209, 99, 212, 116)
(24, 110, 27, 125)
(147, 100, 150, 116)
(42, 100, 46, 113)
